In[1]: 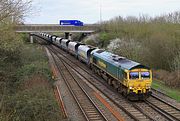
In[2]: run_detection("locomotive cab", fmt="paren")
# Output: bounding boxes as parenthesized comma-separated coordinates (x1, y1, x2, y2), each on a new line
(126, 68, 152, 100)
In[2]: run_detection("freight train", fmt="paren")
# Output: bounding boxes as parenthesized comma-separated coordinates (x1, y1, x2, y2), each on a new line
(39, 33, 152, 100)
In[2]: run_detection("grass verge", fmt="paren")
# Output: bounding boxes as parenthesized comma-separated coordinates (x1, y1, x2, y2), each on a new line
(152, 80, 180, 102)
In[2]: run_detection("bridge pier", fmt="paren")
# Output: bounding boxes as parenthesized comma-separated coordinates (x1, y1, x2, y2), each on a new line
(78, 33, 89, 42)
(69, 33, 72, 40)
(30, 34, 34, 43)
(65, 32, 72, 40)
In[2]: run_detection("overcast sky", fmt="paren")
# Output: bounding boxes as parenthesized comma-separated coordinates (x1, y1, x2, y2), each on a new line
(25, 0, 180, 24)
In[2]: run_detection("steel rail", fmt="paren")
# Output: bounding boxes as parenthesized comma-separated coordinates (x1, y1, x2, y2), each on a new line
(49, 48, 108, 121)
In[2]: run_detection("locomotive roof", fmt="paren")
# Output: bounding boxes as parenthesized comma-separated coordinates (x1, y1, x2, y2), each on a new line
(93, 49, 149, 70)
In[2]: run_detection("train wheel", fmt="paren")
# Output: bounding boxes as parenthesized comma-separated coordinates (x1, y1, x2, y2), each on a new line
(122, 89, 127, 97)
(117, 87, 121, 93)
(89, 64, 92, 69)
(107, 78, 112, 86)
(92, 66, 96, 73)
(97, 70, 102, 76)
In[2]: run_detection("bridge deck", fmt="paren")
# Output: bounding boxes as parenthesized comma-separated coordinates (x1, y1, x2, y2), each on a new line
(15, 24, 99, 33)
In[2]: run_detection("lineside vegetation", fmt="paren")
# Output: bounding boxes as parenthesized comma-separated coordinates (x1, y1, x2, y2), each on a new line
(0, 31, 64, 120)
(0, 0, 64, 120)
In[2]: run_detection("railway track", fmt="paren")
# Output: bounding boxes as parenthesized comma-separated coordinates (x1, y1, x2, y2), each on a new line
(151, 88, 172, 99)
(146, 94, 180, 121)
(47, 44, 156, 121)
(151, 88, 180, 108)
(48, 48, 108, 121)
(131, 90, 180, 121)
(132, 101, 169, 121)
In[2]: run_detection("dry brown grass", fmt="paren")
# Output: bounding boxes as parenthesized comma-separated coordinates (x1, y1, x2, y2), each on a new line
(23, 74, 50, 90)
(153, 70, 180, 88)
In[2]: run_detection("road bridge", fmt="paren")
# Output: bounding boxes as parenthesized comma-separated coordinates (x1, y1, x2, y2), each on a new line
(15, 24, 99, 33)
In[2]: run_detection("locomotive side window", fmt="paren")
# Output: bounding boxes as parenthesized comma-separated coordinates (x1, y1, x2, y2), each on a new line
(141, 72, 150, 79)
(129, 72, 139, 79)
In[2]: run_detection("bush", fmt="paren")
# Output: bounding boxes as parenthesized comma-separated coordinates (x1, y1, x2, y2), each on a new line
(16, 62, 52, 85)
(166, 71, 180, 88)
(5, 87, 62, 121)
(101, 12, 180, 70)
(171, 52, 180, 71)
(98, 32, 113, 48)
(153, 70, 180, 88)
(0, 41, 63, 120)
(107, 38, 146, 63)
(83, 33, 114, 48)
(83, 34, 99, 47)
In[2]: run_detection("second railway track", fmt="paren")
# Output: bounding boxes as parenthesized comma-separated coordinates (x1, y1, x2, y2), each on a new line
(146, 94, 180, 121)
(48, 47, 108, 121)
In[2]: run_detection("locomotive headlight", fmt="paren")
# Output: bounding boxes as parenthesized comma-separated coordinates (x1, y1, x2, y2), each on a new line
(129, 87, 132, 89)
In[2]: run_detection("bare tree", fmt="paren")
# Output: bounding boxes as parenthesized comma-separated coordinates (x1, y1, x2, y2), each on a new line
(0, 0, 32, 23)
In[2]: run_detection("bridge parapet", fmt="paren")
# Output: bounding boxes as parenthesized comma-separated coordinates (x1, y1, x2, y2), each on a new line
(15, 24, 99, 33)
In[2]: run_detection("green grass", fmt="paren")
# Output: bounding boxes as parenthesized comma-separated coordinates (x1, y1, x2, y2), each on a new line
(152, 80, 180, 102)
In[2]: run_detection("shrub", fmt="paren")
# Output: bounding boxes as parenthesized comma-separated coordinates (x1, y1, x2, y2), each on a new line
(171, 52, 180, 71)
(0, 41, 62, 120)
(107, 38, 149, 65)
(5, 87, 62, 121)
(101, 11, 180, 70)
